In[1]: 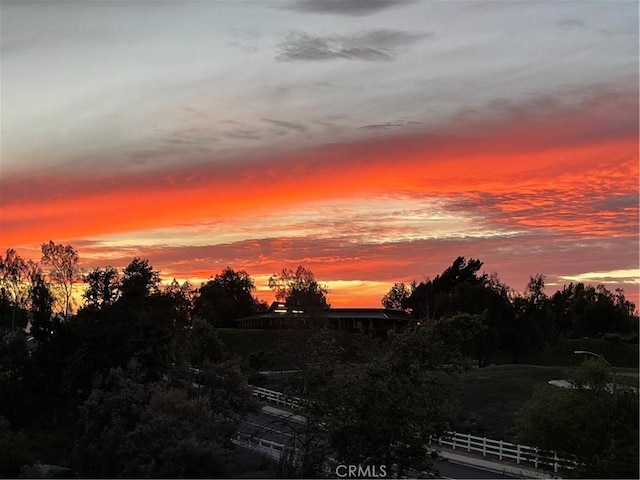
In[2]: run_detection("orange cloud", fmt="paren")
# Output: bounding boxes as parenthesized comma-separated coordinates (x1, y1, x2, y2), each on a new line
(2, 97, 636, 246)
(2, 87, 637, 307)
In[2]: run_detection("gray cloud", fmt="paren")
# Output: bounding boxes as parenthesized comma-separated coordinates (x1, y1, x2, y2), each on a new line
(276, 30, 430, 62)
(261, 118, 309, 134)
(283, 0, 415, 17)
(591, 194, 640, 211)
(223, 129, 262, 141)
(359, 120, 420, 131)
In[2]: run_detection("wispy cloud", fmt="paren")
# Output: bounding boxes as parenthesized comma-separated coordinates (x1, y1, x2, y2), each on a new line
(282, 0, 414, 17)
(276, 30, 429, 62)
(359, 120, 420, 131)
(558, 269, 640, 286)
(261, 118, 309, 134)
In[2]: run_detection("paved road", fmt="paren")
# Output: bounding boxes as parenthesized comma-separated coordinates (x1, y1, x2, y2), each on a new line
(240, 408, 306, 443)
(433, 459, 518, 479)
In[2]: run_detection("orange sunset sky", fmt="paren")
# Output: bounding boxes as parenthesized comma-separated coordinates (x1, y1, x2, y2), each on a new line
(1, 1, 638, 308)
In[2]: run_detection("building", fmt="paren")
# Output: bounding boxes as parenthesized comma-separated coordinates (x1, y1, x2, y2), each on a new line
(235, 302, 415, 332)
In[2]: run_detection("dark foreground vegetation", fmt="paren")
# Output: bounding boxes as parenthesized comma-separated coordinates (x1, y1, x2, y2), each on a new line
(0, 243, 638, 478)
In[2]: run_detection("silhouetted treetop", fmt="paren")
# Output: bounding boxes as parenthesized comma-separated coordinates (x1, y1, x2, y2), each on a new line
(120, 258, 161, 299)
(268, 265, 329, 315)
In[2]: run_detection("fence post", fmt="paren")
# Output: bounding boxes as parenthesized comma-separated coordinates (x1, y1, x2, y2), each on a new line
(482, 437, 486, 457)
(467, 433, 471, 452)
(499, 440, 503, 461)
(534, 447, 539, 469)
(516, 444, 521, 464)
(554, 451, 558, 473)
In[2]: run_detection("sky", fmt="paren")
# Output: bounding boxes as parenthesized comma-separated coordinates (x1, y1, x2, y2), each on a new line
(1, 0, 639, 309)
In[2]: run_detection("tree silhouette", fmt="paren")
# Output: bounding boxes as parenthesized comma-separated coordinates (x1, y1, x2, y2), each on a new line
(82, 266, 120, 311)
(268, 265, 329, 316)
(119, 258, 160, 300)
(381, 282, 410, 310)
(28, 273, 55, 344)
(0, 249, 34, 332)
(194, 268, 258, 327)
(406, 256, 485, 319)
(40, 241, 81, 318)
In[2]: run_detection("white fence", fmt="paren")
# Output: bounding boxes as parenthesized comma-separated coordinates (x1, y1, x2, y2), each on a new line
(436, 431, 575, 473)
(232, 433, 287, 461)
(251, 387, 574, 474)
(252, 386, 302, 409)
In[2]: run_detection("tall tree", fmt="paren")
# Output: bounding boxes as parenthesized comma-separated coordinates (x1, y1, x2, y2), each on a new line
(162, 278, 195, 328)
(268, 265, 329, 316)
(0, 249, 34, 332)
(381, 282, 411, 310)
(28, 272, 56, 344)
(119, 258, 160, 300)
(406, 257, 485, 320)
(503, 275, 555, 364)
(40, 241, 81, 318)
(69, 259, 173, 385)
(194, 268, 258, 327)
(82, 266, 120, 311)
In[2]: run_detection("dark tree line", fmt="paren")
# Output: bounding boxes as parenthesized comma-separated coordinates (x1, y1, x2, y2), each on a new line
(0, 242, 338, 477)
(382, 256, 637, 365)
(0, 245, 275, 477)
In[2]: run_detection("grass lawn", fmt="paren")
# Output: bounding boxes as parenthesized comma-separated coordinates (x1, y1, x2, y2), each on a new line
(449, 337, 638, 443)
(448, 364, 570, 442)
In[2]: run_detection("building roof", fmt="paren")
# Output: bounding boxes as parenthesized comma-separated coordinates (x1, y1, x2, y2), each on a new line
(235, 302, 413, 325)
